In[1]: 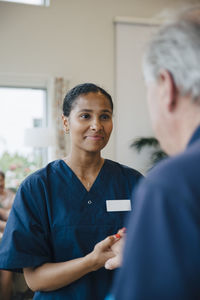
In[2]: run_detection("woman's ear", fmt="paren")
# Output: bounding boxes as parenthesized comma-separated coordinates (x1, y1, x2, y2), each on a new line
(62, 114, 69, 133)
(159, 70, 177, 112)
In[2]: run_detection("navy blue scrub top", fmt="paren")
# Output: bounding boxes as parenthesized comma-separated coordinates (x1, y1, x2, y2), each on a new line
(0, 159, 142, 300)
(111, 125, 200, 300)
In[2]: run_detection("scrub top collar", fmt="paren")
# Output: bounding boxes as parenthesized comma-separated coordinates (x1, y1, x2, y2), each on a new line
(60, 158, 107, 192)
(187, 124, 200, 148)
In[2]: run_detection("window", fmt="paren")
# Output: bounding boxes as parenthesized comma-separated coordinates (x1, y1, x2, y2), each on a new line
(0, 0, 49, 6)
(0, 87, 47, 190)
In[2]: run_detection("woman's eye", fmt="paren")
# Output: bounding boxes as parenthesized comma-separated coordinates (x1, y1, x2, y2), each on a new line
(80, 114, 90, 119)
(100, 114, 110, 120)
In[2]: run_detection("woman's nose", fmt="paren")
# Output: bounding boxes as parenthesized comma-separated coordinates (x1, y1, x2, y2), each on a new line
(90, 119, 102, 130)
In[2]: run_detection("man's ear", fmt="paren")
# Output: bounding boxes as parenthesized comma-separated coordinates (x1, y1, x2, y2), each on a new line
(159, 70, 177, 112)
(62, 114, 69, 133)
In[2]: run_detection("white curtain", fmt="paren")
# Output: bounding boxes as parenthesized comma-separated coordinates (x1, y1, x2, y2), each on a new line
(52, 77, 70, 159)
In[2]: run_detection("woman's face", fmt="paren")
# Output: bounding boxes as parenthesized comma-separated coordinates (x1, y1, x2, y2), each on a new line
(63, 92, 113, 154)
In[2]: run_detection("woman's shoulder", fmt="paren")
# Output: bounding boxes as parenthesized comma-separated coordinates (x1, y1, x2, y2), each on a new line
(105, 159, 143, 179)
(20, 159, 62, 188)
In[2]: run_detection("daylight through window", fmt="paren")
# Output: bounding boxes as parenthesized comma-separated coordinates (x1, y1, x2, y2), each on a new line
(0, 0, 49, 6)
(0, 87, 47, 190)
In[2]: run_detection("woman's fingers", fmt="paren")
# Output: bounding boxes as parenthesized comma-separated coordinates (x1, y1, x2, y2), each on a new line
(91, 229, 125, 271)
(117, 227, 126, 237)
(97, 235, 120, 251)
(105, 256, 121, 270)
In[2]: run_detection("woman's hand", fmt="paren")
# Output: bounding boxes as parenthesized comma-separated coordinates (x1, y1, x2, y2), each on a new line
(104, 228, 126, 270)
(88, 235, 120, 271)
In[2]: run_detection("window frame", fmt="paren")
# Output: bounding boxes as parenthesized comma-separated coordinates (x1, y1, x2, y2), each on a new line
(0, 74, 54, 164)
(0, 73, 52, 123)
(0, 0, 50, 6)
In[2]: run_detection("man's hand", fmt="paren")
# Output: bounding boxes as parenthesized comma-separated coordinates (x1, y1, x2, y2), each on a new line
(88, 234, 121, 271)
(104, 228, 126, 270)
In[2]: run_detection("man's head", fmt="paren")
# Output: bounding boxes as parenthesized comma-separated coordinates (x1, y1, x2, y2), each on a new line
(143, 11, 200, 155)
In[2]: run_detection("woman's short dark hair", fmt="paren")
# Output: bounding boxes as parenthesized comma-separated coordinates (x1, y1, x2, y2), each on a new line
(0, 171, 5, 179)
(63, 83, 113, 117)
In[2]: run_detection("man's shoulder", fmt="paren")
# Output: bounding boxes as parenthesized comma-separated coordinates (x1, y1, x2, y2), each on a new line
(147, 146, 200, 187)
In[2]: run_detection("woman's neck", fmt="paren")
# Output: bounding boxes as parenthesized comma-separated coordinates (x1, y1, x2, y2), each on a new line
(64, 151, 104, 175)
(63, 151, 104, 191)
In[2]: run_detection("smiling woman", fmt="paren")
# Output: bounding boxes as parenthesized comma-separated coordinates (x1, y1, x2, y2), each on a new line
(0, 83, 143, 300)
(62, 92, 113, 160)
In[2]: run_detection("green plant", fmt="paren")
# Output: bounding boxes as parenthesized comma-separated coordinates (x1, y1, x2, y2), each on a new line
(131, 137, 168, 168)
(0, 151, 39, 191)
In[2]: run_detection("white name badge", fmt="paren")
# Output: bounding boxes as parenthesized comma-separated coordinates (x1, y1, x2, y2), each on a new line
(106, 200, 131, 212)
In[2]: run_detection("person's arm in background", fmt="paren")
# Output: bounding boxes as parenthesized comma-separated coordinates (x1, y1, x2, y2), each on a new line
(0, 207, 11, 238)
(0, 190, 14, 237)
(0, 189, 15, 221)
(0, 207, 10, 221)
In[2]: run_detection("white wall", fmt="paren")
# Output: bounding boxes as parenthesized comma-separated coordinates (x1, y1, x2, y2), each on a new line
(0, 0, 198, 162)
(115, 21, 159, 173)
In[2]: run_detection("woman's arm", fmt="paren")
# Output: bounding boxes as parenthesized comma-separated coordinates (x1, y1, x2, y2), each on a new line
(24, 235, 119, 292)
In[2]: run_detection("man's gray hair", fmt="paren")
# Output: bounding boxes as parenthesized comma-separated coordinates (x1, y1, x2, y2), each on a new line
(143, 18, 200, 102)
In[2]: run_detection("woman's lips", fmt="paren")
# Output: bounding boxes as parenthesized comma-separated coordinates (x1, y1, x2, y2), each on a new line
(86, 135, 104, 140)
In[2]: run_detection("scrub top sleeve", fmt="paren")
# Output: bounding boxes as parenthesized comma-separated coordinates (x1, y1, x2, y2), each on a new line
(126, 167, 143, 193)
(0, 181, 52, 272)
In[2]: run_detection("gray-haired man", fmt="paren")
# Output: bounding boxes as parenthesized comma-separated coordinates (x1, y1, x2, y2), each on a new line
(107, 8, 200, 300)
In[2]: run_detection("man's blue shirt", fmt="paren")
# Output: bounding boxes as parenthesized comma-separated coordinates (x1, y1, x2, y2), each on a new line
(111, 125, 200, 300)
